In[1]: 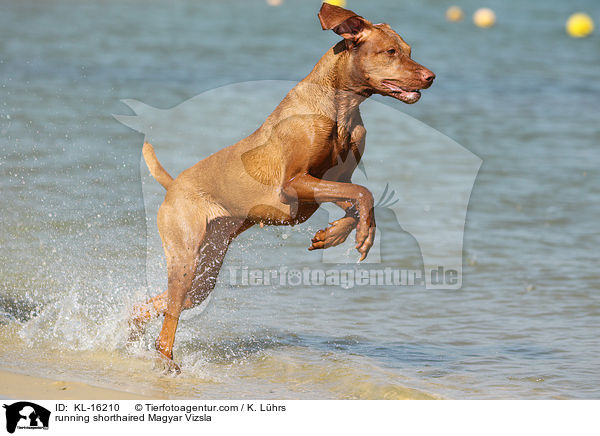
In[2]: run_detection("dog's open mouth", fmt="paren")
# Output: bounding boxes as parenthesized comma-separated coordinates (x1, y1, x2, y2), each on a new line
(381, 80, 421, 104)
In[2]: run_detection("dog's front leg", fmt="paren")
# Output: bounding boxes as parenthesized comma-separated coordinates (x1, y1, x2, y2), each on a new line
(280, 175, 375, 261)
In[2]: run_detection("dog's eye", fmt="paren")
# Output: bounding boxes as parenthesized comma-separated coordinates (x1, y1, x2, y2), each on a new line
(386, 48, 397, 55)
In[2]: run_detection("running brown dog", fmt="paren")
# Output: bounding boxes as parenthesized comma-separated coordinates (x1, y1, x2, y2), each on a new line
(131, 3, 435, 372)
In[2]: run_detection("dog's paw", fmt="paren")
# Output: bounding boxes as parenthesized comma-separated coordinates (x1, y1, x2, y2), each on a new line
(154, 352, 181, 375)
(308, 216, 357, 250)
(355, 210, 376, 262)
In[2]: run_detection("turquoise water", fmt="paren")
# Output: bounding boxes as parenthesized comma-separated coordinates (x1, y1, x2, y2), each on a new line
(1, 0, 599, 399)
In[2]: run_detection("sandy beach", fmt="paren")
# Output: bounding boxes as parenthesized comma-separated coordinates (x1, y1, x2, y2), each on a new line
(0, 369, 148, 400)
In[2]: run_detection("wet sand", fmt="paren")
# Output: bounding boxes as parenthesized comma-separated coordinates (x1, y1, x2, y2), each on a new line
(0, 369, 148, 400)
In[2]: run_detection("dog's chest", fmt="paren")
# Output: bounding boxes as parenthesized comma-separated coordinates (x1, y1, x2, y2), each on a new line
(316, 119, 364, 179)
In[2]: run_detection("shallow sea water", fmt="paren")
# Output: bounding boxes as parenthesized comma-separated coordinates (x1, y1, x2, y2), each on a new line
(1, 0, 599, 399)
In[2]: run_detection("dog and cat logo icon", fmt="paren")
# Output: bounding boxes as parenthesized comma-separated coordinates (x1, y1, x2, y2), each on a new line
(2, 402, 50, 433)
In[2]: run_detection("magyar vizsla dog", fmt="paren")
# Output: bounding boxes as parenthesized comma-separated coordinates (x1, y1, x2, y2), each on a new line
(131, 3, 434, 372)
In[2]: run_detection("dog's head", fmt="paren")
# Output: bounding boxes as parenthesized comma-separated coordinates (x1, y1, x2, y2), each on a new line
(318, 3, 435, 104)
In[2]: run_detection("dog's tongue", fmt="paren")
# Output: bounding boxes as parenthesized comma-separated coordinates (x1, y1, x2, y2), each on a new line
(382, 80, 404, 92)
(382, 81, 419, 94)
(382, 80, 421, 103)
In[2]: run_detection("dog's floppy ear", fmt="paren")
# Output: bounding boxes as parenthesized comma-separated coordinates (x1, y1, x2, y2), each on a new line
(318, 2, 371, 44)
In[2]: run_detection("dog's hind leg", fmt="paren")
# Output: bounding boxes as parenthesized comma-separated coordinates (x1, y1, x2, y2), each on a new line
(129, 219, 249, 343)
(154, 237, 197, 372)
(154, 211, 249, 373)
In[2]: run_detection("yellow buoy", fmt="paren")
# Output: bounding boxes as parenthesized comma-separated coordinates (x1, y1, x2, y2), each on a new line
(266, 0, 283, 6)
(566, 13, 594, 38)
(473, 8, 496, 28)
(324, 0, 347, 7)
(446, 6, 464, 22)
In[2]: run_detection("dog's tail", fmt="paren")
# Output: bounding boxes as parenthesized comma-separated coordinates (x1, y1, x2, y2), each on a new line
(142, 142, 174, 190)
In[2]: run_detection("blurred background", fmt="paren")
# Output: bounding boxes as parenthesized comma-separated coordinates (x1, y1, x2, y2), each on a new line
(0, 0, 599, 399)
